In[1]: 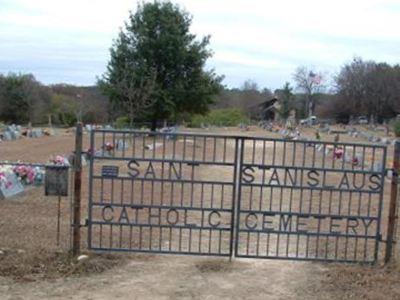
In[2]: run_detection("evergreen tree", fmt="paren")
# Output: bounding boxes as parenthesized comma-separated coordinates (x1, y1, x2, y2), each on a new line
(277, 82, 294, 120)
(99, 1, 223, 129)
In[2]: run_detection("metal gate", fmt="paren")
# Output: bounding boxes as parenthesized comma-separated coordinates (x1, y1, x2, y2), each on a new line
(88, 129, 387, 263)
(88, 130, 239, 256)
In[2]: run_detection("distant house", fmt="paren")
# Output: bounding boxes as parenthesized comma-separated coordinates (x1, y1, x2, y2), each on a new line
(248, 97, 280, 121)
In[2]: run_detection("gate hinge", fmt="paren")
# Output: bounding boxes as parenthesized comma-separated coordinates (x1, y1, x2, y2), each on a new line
(378, 234, 397, 244)
(378, 234, 385, 242)
(70, 220, 88, 228)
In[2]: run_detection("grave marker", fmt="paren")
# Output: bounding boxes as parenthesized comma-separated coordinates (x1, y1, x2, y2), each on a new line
(116, 139, 130, 150)
(0, 173, 24, 199)
(3, 131, 12, 141)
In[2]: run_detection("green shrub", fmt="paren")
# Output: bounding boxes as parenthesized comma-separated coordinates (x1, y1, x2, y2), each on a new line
(189, 108, 249, 128)
(114, 116, 130, 129)
(393, 120, 400, 137)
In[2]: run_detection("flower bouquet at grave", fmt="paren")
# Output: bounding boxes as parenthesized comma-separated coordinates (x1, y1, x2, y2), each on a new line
(85, 147, 95, 160)
(13, 165, 37, 185)
(352, 156, 359, 166)
(333, 147, 344, 160)
(50, 155, 70, 166)
(103, 142, 114, 151)
(101, 142, 114, 156)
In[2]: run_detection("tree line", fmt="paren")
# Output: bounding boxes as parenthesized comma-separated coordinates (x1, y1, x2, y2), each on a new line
(0, 73, 109, 126)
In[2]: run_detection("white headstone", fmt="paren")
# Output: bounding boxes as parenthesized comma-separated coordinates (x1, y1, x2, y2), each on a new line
(3, 131, 12, 141)
(116, 139, 130, 150)
(0, 173, 24, 199)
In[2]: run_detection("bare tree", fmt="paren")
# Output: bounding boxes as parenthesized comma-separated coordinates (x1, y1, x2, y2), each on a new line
(241, 79, 259, 91)
(293, 66, 324, 118)
(334, 58, 400, 123)
(116, 65, 157, 127)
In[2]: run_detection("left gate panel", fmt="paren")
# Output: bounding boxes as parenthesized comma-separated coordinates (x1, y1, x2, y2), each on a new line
(88, 130, 237, 256)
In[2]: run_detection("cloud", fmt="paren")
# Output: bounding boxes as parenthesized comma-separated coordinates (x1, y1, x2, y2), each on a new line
(0, 0, 399, 88)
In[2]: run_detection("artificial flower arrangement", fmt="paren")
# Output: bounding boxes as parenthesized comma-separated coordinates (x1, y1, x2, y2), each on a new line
(86, 147, 95, 158)
(50, 155, 70, 166)
(13, 165, 37, 185)
(0, 164, 45, 189)
(102, 142, 114, 152)
(333, 147, 344, 160)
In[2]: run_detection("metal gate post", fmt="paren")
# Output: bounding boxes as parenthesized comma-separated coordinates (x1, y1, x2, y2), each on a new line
(72, 123, 83, 256)
(234, 138, 245, 257)
(385, 140, 400, 264)
(229, 138, 240, 260)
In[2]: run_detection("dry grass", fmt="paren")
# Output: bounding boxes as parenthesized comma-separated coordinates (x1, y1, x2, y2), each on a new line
(195, 259, 233, 273)
(314, 262, 400, 300)
(0, 248, 124, 282)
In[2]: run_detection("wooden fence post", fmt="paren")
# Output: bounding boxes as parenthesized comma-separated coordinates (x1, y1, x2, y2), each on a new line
(72, 123, 83, 256)
(385, 139, 400, 264)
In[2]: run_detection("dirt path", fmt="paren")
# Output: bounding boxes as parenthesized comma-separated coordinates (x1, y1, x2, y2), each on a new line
(0, 255, 326, 300)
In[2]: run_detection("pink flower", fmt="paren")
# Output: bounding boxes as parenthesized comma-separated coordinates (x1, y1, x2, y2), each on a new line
(333, 148, 344, 160)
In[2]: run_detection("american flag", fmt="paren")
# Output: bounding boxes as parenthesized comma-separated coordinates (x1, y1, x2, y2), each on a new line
(309, 71, 322, 85)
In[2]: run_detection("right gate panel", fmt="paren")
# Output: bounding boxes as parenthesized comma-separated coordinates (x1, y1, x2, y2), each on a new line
(235, 137, 387, 263)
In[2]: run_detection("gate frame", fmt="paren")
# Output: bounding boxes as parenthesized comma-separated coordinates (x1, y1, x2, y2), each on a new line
(86, 129, 389, 263)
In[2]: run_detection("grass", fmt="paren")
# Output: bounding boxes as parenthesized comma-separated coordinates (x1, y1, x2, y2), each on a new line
(0, 248, 124, 282)
(189, 108, 249, 127)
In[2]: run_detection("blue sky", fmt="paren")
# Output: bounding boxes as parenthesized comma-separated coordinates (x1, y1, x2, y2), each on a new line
(0, 0, 399, 89)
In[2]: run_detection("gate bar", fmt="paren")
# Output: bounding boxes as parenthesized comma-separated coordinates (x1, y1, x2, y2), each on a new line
(385, 139, 400, 263)
(72, 123, 83, 256)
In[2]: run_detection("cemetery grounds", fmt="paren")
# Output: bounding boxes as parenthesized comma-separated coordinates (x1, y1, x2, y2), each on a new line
(0, 126, 400, 300)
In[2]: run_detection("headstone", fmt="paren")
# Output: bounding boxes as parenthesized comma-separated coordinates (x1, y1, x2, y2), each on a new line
(319, 126, 330, 133)
(36, 129, 43, 137)
(325, 146, 333, 156)
(95, 150, 111, 157)
(160, 126, 177, 140)
(3, 131, 12, 141)
(29, 129, 43, 138)
(371, 162, 383, 172)
(353, 152, 364, 167)
(10, 130, 19, 140)
(145, 142, 163, 151)
(116, 139, 130, 150)
(0, 173, 24, 199)
(34, 167, 44, 186)
(81, 154, 87, 167)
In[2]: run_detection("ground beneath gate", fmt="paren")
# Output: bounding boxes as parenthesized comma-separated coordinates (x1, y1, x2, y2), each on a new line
(1, 126, 400, 299)
(1, 254, 400, 300)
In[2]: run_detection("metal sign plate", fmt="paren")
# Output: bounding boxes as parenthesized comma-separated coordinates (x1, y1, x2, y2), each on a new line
(45, 166, 69, 196)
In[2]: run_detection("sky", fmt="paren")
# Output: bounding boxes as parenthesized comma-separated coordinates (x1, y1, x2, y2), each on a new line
(0, 0, 399, 90)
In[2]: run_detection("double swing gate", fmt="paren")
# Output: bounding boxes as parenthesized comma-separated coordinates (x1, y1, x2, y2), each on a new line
(88, 129, 387, 263)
